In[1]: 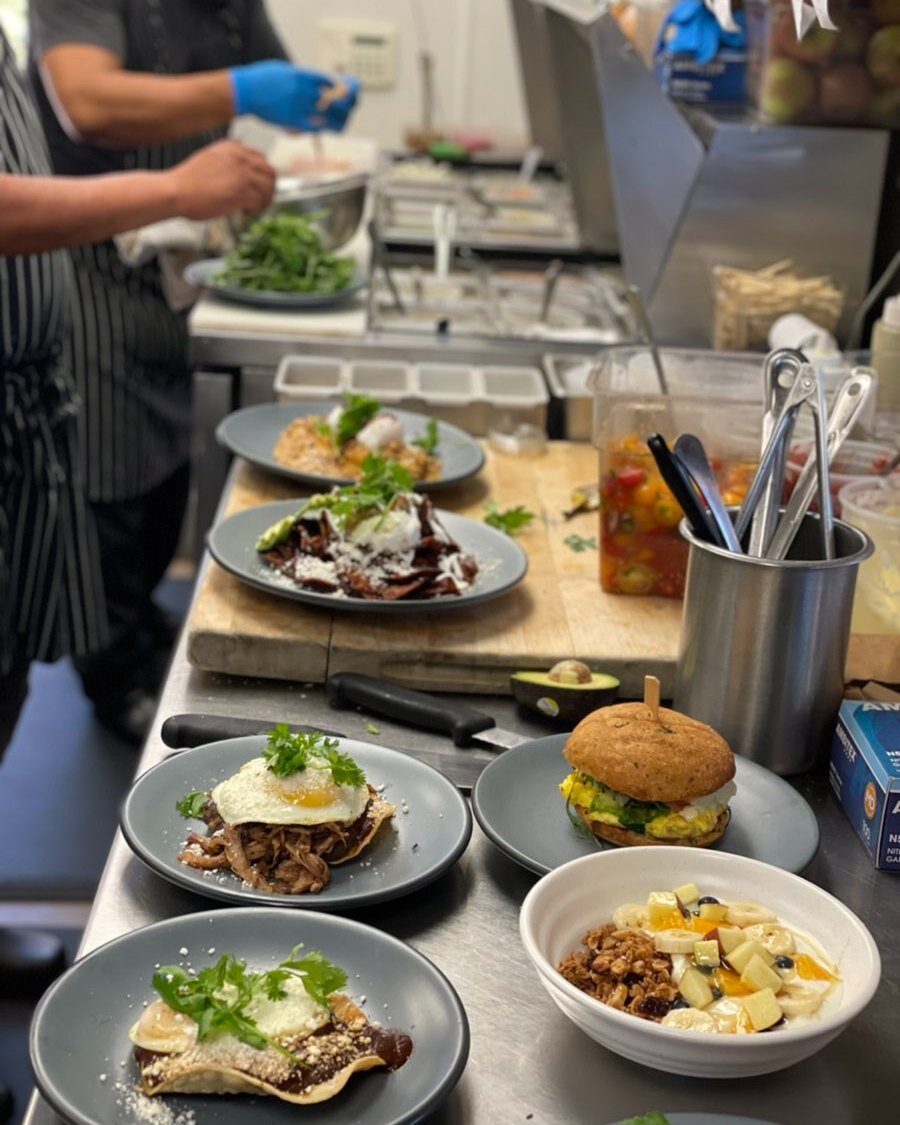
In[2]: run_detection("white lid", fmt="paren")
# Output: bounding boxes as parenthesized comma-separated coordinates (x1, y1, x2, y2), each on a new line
(882, 294, 900, 329)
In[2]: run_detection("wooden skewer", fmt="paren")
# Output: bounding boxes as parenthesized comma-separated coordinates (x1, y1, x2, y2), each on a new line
(644, 674, 661, 722)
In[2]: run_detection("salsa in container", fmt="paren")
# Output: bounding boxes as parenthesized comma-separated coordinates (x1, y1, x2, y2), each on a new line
(590, 347, 763, 599)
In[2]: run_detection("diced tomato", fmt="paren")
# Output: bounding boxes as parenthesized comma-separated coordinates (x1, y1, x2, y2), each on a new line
(616, 468, 647, 489)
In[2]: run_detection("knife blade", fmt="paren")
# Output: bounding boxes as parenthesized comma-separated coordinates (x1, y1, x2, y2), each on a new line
(326, 673, 528, 751)
(159, 711, 481, 793)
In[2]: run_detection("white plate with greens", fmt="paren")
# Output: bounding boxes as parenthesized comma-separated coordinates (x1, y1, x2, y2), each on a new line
(184, 257, 368, 309)
(216, 402, 485, 491)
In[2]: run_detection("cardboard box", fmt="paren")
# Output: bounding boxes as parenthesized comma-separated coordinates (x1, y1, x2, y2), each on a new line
(829, 701, 900, 871)
(654, 49, 748, 106)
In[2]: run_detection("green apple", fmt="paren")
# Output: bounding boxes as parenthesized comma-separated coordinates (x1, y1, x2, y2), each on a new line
(870, 86, 900, 125)
(760, 58, 817, 122)
(818, 63, 874, 122)
(771, 7, 838, 64)
(868, 26, 900, 88)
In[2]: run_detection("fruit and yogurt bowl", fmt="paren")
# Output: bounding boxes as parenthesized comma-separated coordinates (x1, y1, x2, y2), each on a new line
(519, 847, 880, 1078)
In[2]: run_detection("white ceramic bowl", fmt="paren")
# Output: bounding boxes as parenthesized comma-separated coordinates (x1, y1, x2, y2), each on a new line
(519, 847, 880, 1079)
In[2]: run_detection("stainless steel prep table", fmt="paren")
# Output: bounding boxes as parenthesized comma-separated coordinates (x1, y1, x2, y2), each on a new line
(24, 633, 898, 1124)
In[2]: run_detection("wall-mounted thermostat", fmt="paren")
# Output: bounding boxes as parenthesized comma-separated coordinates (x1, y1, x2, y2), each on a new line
(317, 19, 398, 91)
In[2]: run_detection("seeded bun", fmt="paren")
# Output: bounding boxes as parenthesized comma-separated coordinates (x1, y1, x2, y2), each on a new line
(564, 702, 735, 803)
(575, 807, 731, 849)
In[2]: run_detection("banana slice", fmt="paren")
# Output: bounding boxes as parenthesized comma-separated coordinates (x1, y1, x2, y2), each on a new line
(661, 1007, 718, 1032)
(778, 986, 824, 1018)
(654, 930, 699, 954)
(613, 903, 650, 930)
(726, 901, 778, 927)
(742, 924, 795, 956)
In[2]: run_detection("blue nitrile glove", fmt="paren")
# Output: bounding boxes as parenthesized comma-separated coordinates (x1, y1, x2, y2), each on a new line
(658, 1, 746, 65)
(230, 60, 346, 131)
(320, 74, 361, 133)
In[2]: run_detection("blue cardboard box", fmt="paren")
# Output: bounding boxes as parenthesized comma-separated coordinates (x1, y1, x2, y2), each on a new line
(829, 701, 900, 871)
(653, 49, 748, 105)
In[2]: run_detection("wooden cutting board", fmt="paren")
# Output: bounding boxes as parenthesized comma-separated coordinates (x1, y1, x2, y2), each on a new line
(186, 449, 899, 696)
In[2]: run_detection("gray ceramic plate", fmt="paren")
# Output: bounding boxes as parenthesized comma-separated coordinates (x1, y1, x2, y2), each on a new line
(184, 257, 367, 309)
(30, 907, 468, 1125)
(120, 736, 472, 908)
(216, 402, 485, 491)
(472, 735, 819, 876)
(207, 500, 528, 613)
(609, 1116, 782, 1125)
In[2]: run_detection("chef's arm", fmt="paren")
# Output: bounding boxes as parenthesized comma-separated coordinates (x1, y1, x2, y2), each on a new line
(0, 140, 274, 256)
(39, 45, 236, 148)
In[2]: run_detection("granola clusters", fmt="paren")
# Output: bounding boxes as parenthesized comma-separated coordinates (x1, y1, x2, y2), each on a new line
(557, 923, 678, 1021)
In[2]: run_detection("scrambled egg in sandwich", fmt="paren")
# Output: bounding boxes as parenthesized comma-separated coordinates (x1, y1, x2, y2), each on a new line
(560, 702, 736, 848)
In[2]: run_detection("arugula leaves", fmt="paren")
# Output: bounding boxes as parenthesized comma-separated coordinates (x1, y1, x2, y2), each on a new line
(152, 944, 348, 1055)
(484, 501, 535, 536)
(411, 417, 440, 455)
(215, 214, 355, 296)
(262, 725, 365, 788)
(176, 791, 210, 819)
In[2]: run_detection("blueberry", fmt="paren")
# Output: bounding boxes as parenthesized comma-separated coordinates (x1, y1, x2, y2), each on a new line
(671, 998, 690, 1010)
(710, 986, 724, 1000)
(696, 964, 715, 975)
(775, 955, 795, 969)
(698, 896, 720, 905)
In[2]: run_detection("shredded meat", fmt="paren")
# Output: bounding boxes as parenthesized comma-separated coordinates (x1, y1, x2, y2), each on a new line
(558, 924, 679, 1021)
(178, 786, 385, 894)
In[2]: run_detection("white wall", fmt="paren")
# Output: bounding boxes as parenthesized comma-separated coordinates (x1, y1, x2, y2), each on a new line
(266, 0, 529, 151)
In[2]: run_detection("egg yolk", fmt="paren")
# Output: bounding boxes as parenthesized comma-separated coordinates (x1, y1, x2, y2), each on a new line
(281, 788, 337, 809)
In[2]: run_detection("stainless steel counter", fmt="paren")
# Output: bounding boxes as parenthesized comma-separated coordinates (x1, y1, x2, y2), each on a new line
(24, 618, 898, 1124)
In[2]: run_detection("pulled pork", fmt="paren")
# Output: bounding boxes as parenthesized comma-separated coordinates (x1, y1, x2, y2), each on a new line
(178, 786, 382, 895)
(558, 923, 679, 1021)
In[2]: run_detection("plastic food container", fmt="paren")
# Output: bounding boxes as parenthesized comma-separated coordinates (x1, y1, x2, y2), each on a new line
(784, 439, 898, 516)
(590, 348, 762, 598)
(746, 0, 900, 128)
(838, 475, 900, 631)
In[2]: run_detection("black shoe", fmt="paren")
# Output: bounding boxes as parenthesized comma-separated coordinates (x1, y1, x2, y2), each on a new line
(0, 1081, 13, 1124)
(94, 687, 158, 747)
(0, 927, 66, 999)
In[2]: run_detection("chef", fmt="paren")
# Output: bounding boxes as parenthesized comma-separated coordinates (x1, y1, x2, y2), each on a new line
(27, 0, 360, 742)
(0, 17, 275, 1117)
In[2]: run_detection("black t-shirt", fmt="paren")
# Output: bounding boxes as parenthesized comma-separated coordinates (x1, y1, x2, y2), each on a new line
(28, 0, 288, 176)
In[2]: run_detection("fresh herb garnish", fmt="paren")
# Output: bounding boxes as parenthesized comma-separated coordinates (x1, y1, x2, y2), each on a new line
(176, 791, 210, 819)
(152, 945, 347, 1056)
(411, 417, 440, 455)
(333, 393, 381, 448)
(214, 214, 355, 295)
(262, 725, 365, 788)
(564, 533, 597, 553)
(303, 455, 416, 529)
(484, 500, 535, 536)
(364, 721, 381, 736)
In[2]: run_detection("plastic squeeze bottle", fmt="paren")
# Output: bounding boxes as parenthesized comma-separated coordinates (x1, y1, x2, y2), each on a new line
(870, 295, 900, 415)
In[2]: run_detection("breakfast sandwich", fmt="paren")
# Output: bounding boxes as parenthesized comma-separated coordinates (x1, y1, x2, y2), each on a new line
(130, 946, 413, 1103)
(178, 728, 394, 893)
(559, 702, 736, 848)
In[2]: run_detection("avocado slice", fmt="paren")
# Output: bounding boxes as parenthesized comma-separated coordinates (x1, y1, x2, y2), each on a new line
(510, 660, 619, 724)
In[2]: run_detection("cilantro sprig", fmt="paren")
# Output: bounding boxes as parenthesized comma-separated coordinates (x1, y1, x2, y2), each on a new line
(302, 454, 415, 529)
(317, 393, 381, 449)
(152, 944, 347, 1056)
(262, 725, 366, 788)
(411, 417, 440, 455)
(484, 500, 535, 536)
(176, 791, 210, 819)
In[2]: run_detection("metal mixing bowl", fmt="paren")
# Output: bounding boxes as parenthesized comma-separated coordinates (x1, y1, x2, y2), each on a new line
(270, 172, 368, 250)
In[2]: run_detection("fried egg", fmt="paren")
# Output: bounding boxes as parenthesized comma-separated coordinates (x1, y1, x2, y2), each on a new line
(211, 757, 369, 827)
(129, 974, 330, 1054)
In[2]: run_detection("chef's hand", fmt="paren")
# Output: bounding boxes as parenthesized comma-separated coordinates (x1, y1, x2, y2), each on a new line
(167, 140, 275, 220)
(229, 60, 360, 132)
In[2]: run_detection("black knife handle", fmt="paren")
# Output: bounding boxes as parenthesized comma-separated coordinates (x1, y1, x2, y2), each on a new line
(326, 673, 496, 747)
(160, 714, 340, 749)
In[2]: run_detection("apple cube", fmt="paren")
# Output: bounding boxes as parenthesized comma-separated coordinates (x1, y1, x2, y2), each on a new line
(647, 891, 680, 928)
(725, 940, 774, 975)
(739, 954, 784, 994)
(672, 882, 700, 906)
(699, 902, 729, 922)
(742, 988, 784, 1032)
(678, 966, 714, 1010)
(713, 926, 746, 956)
(693, 940, 721, 969)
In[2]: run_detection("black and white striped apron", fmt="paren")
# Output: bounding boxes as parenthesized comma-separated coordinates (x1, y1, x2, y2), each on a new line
(29, 0, 281, 504)
(0, 29, 106, 675)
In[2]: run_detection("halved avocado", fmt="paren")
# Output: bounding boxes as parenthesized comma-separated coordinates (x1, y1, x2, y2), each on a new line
(510, 660, 619, 725)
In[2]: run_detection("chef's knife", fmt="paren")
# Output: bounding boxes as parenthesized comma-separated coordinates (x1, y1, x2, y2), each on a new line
(159, 711, 481, 793)
(326, 673, 528, 751)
